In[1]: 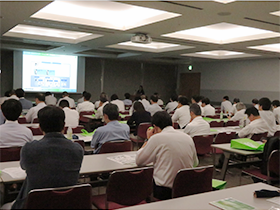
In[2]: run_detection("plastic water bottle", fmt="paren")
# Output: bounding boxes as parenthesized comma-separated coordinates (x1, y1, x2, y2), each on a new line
(220, 111, 223, 119)
(67, 127, 73, 140)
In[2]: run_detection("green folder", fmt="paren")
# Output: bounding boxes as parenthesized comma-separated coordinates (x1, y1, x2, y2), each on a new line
(81, 129, 96, 136)
(212, 179, 227, 190)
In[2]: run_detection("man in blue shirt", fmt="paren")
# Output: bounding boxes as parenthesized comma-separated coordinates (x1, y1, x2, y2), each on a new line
(91, 103, 130, 153)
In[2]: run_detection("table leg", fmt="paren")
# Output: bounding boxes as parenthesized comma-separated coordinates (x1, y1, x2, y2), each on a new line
(221, 152, 231, 180)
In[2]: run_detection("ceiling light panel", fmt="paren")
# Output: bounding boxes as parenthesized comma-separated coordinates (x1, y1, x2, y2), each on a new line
(31, 1, 181, 31)
(182, 50, 259, 59)
(213, 0, 236, 4)
(3, 24, 102, 44)
(270, 11, 280, 17)
(162, 22, 280, 44)
(107, 41, 194, 53)
(248, 43, 280, 53)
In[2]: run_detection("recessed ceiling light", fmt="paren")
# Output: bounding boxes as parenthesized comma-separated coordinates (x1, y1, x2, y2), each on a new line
(3, 24, 102, 44)
(162, 22, 280, 44)
(248, 43, 280, 53)
(181, 50, 259, 59)
(270, 11, 280, 17)
(213, 0, 236, 4)
(107, 41, 194, 53)
(31, 1, 181, 31)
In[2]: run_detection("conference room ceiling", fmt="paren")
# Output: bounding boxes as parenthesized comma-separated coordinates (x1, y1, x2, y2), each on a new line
(0, 1, 280, 64)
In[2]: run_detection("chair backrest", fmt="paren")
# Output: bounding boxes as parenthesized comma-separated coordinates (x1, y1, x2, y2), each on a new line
(99, 140, 132, 154)
(274, 131, 280, 137)
(267, 150, 280, 178)
(74, 140, 85, 150)
(64, 126, 84, 134)
(173, 122, 179, 129)
(206, 115, 220, 119)
(192, 135, 214, 155)
(29, 127, 44, 135)
(24, 184, 92, 209)
(225, 120, 239, 126)
(209, 121, 224, 127)
(214, 132, 236, 144)
(106, 167, 153, 208)
(172, 165, 213, 198)
(251, 132, 268, 141)
(33, 118, 39, 123)
(119, 111, 129, 115)
(137, 122, 152, 139)
(79, 111, 95, 117)
(18, 117, 28, 124)
(0, 147, 22, 162)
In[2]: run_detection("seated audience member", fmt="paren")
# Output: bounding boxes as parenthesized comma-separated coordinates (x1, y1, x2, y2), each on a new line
(123, 93, 132, 106)
(140, 94, 150, 110)
(0, 109, 5, 125)
(77, 91, 87, 104)
(95, 92, 108, 109)
(25, 93, 46, 123)
(230, 98, 240, 116)
(146, 95, 162, 116)
(136, 85, 145, 96)
(221, 96, 232, 114)
(91, 103, 130, 154)
(76, 92, 95, 113)
(95, 97, 109, 120)
(127, 101, 151, 137)
(171, 96, 191, 129)
(164, 94, 178, 114)
(184, 103, 210, 137)
(154, 92, 164, 106)
(59, 100, 79, 128)
(11, 106, 84, 209)
(57, 91, 75, 108)
(45, 92, 57, 105)
(228, 102, 249, 127)
(136, 111, 198, 200)
(0, 91, 10, 105)
(110, 94, 125, 112)
(15, 88, 33, 110)
(6, 89, 19, 101)
(272, 100, 280, 124)
(0, 99, 33, 147)
(258, 97, 277, 136)
(238, 107, 270, 138)
(129, 94, 141, 115)
(252, 98, 259, 110)
(191, 95, 203, 107)
(201, 98, 215, 116)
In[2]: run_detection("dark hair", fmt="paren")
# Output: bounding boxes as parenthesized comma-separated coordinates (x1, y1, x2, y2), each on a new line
(35, 93, 45, 102)
(202, 98, 210, 105)
(111, 94, 118, 101)
(133, 101, 145, 113)
(59, 99, 69, 108)
(223, 96, 229, 100)
(134, 94, 141, 101)
(190, 103, 201, 116)
(100, 97, 108, 103)
(82, 91, 87, 96)
(233, 98, 240, 103)
(272, 100, 280, 107)
(245, 107, 259, 117)
(4, 91, 10, 97)
(170, 94, 178, 102)
(1, 99, 22, 121)
(192, 95, 201, 103)
(252, 98, 259, 104)
(178, 96, 189, 105)
(103, 103, 119, 120)
(38, 105, 65, 133)
(259, 97, 271, 110)
(100, 92, 107, 100)
(62, 91, 68, 97)
(84, 92, 91, 101)
(15, 88, 25, 98)
(45, 92, 52, 96)
(150, 95, 158, 103)
(151, 111, 172, 130)
(124, 93, 130, 99)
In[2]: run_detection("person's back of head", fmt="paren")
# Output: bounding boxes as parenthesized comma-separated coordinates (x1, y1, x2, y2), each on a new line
(133, 101, 145, 112)
(170, 94, 178, 102)
(178, 96, 189, 106)
(141, 95, 146, 100)
(124, 93, 130, 99)
(190, 103, 201, 116)
(100, 97, 108, 103)
(236, 102, 246, 111)
(38, 105, 65, 133)
(1, 99, 22, 121)
(150, 95, 158, 103)
(259, 97, 271, 110)
(252, 98, 259, 105)
(35, 93, 45, 102)
(233, 98, 240, 103)
(82, 91, 87, 96)
(152, 111, 172, 130)
(59, 99, 69, 108)
(111, 94, 118, 101)
(201, 97, 210, 105)
(100, 92, 108, 100)
(103, 103, 119, 120)
(15, 88, 25, 98)
(191, 95, 200, 103)
(84, 92, 91, 101)
(272, 100, 280, 107)
(45, 92, 52, 96)
(223, 96, 229, 101)
(62, 91, 68, 97)
(4, 91, 10, 97)
(134, 94, 141, 101)
(245, 106, 259, 117)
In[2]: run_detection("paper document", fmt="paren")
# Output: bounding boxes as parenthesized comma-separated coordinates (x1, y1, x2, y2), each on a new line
(107, 154, 136, 166)
(267, 197, 280, 206)
(209, 197, 255, 210)
(2, 167, 26, 179)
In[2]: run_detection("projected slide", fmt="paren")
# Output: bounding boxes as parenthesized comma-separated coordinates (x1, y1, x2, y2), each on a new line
(22, 51, 78, 93)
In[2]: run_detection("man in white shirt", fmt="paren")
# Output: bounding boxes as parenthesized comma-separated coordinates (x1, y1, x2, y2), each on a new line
(191, 95, 203, 107)
(25, 93, 46, 123)
(172, 96, 191, 129)
(59, 100, 79, 128)
(230, 98, 240, 116)
(201, 98, 215, 116)
(77, 91, 87, 104)
(94, 92, 108, 109)
(146, 95, 162, 116)
(165, 94, 178, 114)
(140, 95, 150, 110)
(228, 102, 249, 127)
(272, 100, 280, 124)
(238, 107, 270, 138)
(15, 88, 33, 110)
(110, 94, 125, 112)
(76, 92, 95, 113)
(95, 97, 109, 120)
(154, 92, 164, 106)
(0, 99, 33, 147)
(57, 91, 75, 108)
(258, 97, 277, 137)
(221, 96, 232, 114)
(44, 92, 57, 105)
(123, 93, 132, 106)
(184, 103, 210, 137)
(252, 98, 259, 110)
(136, 111, 198, 200)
